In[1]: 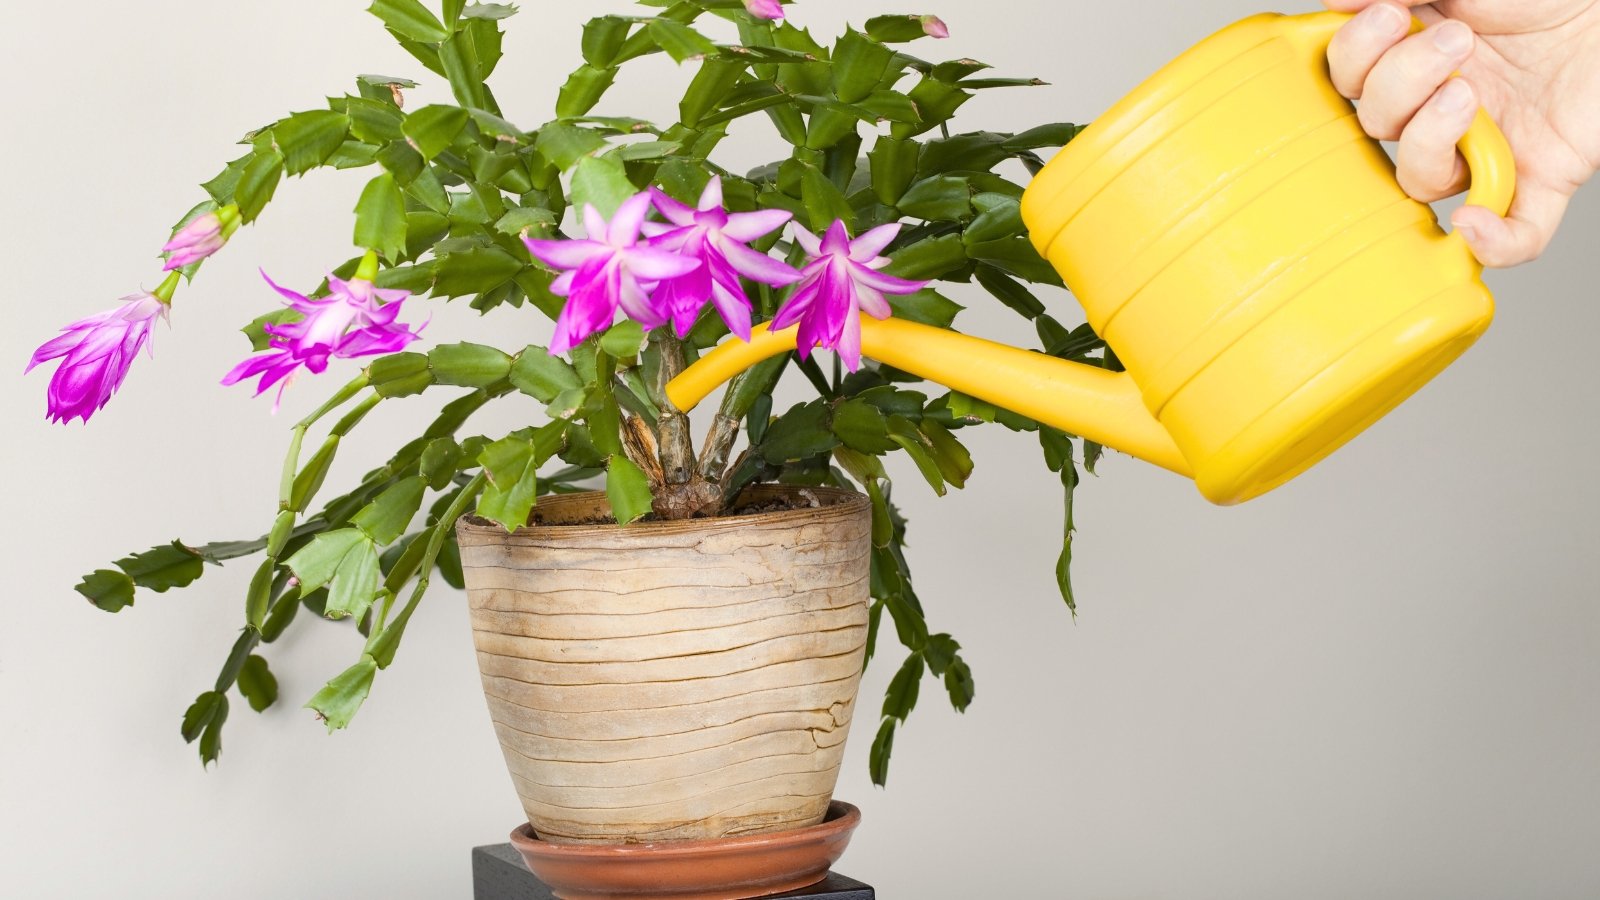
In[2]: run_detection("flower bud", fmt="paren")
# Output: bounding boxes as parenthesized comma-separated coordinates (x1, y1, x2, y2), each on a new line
(162, 204, 240, 270)
(742, 0, 784, 21)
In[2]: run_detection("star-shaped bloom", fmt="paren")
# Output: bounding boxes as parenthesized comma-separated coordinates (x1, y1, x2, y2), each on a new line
(643, 177, 800, 340)
(524, 192, 702, 354)
(771, 220, 928, 371)
(223, 270, 424, 408)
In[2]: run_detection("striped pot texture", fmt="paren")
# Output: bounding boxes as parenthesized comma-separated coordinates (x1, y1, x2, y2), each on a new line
(456, 485, 872, 845)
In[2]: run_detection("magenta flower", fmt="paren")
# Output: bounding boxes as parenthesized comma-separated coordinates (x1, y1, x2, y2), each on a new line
(643, 178, 800, 340)
(163, 204, 239, 271)
(27, 281, 173, 425)
(524, 192, 701, 354)
(771, 220, 928, 371)
(921, 16, 950, 39)
(223, 267, 423, 408)
(742, 0, 784, 20)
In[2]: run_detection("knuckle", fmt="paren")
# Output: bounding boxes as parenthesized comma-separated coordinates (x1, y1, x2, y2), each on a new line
(1330, 63, 1364, 99)
(1396, 165, 1444, 202)
(1356, 100, 1400, 141)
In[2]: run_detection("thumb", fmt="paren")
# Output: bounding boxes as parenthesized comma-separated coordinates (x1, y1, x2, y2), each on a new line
(1451, 189, 1568, 268)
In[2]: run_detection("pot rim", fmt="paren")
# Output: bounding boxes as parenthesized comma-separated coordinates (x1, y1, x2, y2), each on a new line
(457, 483, 868, 540)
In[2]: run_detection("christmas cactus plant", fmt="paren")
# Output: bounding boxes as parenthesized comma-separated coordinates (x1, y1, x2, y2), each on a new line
(33, 0, 1104, 785)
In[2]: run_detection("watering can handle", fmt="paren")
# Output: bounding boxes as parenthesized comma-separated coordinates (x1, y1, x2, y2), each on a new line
(1288, 11, 1517, 252)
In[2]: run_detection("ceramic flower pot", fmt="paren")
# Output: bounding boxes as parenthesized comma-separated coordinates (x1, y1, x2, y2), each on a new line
(456, 484, 871, 845)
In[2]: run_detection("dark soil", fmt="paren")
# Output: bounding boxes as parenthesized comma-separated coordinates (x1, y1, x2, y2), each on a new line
(521, 490, 826, 528)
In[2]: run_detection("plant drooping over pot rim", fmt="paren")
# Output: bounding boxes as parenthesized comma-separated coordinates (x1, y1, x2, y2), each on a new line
(34, 0, 1100, 786)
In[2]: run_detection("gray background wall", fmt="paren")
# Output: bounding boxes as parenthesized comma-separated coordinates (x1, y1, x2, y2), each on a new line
(2, 1, 1595, 897)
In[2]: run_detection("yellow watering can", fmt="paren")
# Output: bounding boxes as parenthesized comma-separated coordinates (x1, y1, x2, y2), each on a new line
(666, 10, 1516, 505)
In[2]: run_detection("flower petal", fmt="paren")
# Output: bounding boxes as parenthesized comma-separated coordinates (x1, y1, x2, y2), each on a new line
(551, 255, 625, 352)
(653, 275, 702, 339)
(525, 238, 610, 271)
(820, 259, 855, 337)
(607, 192, 655, 247)
(819, 220, 852, 257)
(261, 270, 312, 308)
(373, 286, 411, 305)
(363, 296, 404, 326)
(709, 281, 753, 341)
(835, 297, 864, 371)
(790, 224, 823, 258)
(548, 308, 584, 356)
(720, 208, 794, 243)
(550, 269, 577, 296)
(27, 332, 83, 372)
(851, 261, 929, 295)
(617, 270, 667, 330)
(583, 205, 608, 240)
(625, 246, 703, 281)
(770, 274, 821, 331)
(698, 175, 724, 212)
(855, 284, 893, 319)
(648, 186, 698, 227)
(848, 223, 901, 262)
(716, 236, 803, 286)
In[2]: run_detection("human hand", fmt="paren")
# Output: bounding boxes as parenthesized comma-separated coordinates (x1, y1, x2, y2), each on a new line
(1322, 0, 1600, 266)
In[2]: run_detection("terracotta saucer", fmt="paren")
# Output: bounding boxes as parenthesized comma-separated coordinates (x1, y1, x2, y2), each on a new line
(507, 801, 861, 900)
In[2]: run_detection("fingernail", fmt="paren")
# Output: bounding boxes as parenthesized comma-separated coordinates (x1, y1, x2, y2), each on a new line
(1455, 219, 1478, 242)
(1440, 78, 1475, 114)
(1434, 21, 1474, 56)
(1364, 3, 1408, 37)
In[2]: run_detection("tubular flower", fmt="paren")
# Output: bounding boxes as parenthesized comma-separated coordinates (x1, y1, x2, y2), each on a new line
(742, 0, 784, 20)
(27, 273, 177, 425)
(163, 205, 240, 271)
(643, 177, 800, 340)
(524, 192, 701, 354)
(223, 265, 423, 408)
(771, 220, 928, 371)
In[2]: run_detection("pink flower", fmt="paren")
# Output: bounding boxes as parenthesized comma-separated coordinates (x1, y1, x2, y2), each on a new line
(742, 0, 784, 20)
(28, 287, 170, 424)
(921, 16, 950, 39)
(643, 177, 800, 340)
(524, 192, 701, 354)
(224, 269, 424, 408)
(771, 220, 928, 371)
(163, 205, 239, 271)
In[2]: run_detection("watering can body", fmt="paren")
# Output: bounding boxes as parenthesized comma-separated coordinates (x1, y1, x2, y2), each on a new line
(666, 11, 1516, 505)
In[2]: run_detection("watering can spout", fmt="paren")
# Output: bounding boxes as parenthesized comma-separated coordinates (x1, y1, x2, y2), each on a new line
(665, 317, 1193, 478)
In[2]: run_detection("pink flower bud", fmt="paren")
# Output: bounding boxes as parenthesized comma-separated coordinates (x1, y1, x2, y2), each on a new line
(742, 0, 784, 21)
(162, 204, 239, 270)
(921, 15, 950, 39)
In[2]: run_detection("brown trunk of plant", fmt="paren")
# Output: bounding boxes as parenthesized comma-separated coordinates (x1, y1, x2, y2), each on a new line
(456, 485, 872, 845)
